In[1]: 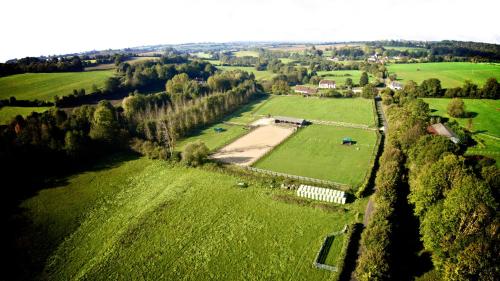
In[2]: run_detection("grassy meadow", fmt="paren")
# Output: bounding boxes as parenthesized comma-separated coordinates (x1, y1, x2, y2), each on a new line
(216, 65, 275, 81)
(12, 154, 363, 280)
(253, 96, 376, 126)
(316, 70, 374, 86)
(423, 98, 500, 164)
(0, 70, 114, 101)
(387, 62, 500, 88)
(0, 106, 51, 124)
(254, 125, 379, 186)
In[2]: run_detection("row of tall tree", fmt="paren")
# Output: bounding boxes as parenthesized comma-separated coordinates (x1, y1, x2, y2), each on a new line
(0, 56, 84, 77)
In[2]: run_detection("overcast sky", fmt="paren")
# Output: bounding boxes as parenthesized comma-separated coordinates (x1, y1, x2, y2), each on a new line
(1, 0, 499, 62)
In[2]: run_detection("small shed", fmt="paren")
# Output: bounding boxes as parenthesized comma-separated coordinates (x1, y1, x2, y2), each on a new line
(342, 137, 354, 145)
(274, 116, 306, 126)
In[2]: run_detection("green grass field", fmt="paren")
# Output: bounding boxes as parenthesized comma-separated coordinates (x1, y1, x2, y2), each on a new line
(254, 125, 378, 186)
(175, 98, 269, 151)
(316, 70, 374, 86)
(0, 70, 114, 101)
(217, 65, 275, 81)
(0, 106, 51, 124)
(253, 96, 376, 126)
(423, 98, 500, 164)
(13, 154, 363, 280)
(387, 62, 500, 88)
(176, 123, 249, 151)
(324, 235, 346, 266)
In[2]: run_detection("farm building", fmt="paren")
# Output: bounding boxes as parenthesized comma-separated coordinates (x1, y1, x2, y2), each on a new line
(388, 81, 403, 90)
(294, 85, 318, 95)
(274, 116, 306, 126)
(318, 80, 336, 89)
(427, 123, 460, 144)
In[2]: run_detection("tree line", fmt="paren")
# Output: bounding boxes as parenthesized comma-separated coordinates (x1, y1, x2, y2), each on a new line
(381, 78, 500, 104)
(0, 56, 84, 77)
(354, 96, 499, 280)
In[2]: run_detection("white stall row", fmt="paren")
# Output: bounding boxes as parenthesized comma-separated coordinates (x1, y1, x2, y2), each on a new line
(296, 184, 346, 204)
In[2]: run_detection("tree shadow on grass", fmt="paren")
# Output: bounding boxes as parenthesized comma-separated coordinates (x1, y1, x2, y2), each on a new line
(2, 150, 141, 281)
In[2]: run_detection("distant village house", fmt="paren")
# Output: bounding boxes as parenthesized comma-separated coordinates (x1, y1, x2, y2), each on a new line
(318, 80, 336, 89)
(388, 81, 402, 90)
(294, 85, 318, 95)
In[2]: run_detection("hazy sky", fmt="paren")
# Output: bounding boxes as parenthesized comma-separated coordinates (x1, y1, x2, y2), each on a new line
(1, 0, 499, 62)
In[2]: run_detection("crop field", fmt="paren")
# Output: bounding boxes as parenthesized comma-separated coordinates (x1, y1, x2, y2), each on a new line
(423, 98, 500, 164)
(126, 56, 159, 65)
(233, 50, 259, 57)
(216, 65, 275, 81)
(0, 106, 51, 124)
(253, 96, 376, 126)
(387, 62, 500, 88)
(316, 70, 374, 85)
(0, 70, 114, 101)
(11, 154, 363, 280)
(254, 125, 379, 186)
(383, 46, 428, 52)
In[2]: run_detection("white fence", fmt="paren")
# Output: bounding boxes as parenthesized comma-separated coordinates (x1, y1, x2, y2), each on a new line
(245, 167, 350, 190)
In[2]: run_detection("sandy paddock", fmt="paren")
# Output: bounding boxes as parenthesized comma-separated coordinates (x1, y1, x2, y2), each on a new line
(211, 124, 296, 166)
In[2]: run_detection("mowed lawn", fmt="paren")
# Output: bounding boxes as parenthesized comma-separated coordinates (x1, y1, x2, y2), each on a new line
(387, 62, 500, 88)
(254, 125, 379, 186)
(12, 154, 359, 280)
(254, 96, 376, 126)
(423, 98, 500, 165)
(0, 106, 51, 124)
(0, 70, 114, 101)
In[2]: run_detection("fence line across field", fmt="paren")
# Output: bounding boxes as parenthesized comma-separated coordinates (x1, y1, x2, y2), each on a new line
(246, 166, 350, 189)
(308, 119, 376, 130)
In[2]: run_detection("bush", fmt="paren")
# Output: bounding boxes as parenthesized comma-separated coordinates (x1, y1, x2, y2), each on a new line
(182, 140, 209, 166)
(447, 98, 466, 118)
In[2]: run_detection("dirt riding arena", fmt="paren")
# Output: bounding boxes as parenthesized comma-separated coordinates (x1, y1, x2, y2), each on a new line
(211, 124, 296, 166)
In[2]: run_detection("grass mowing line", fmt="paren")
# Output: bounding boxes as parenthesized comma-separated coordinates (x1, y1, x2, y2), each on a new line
(20, 155, 359, 280)
(44, 163, 193, 280)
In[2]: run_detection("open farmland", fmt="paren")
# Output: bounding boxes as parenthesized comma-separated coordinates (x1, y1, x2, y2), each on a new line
(233, 50, 259, 57)
(253, 96, 376, 126)
(10, 154, 361, 280)
(423, 98, 500, 164)
(0, 106, 51, 124)
(0, 70, 114, 101)
(387, 62, 500, 88)
(254, 125, 379, 186)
